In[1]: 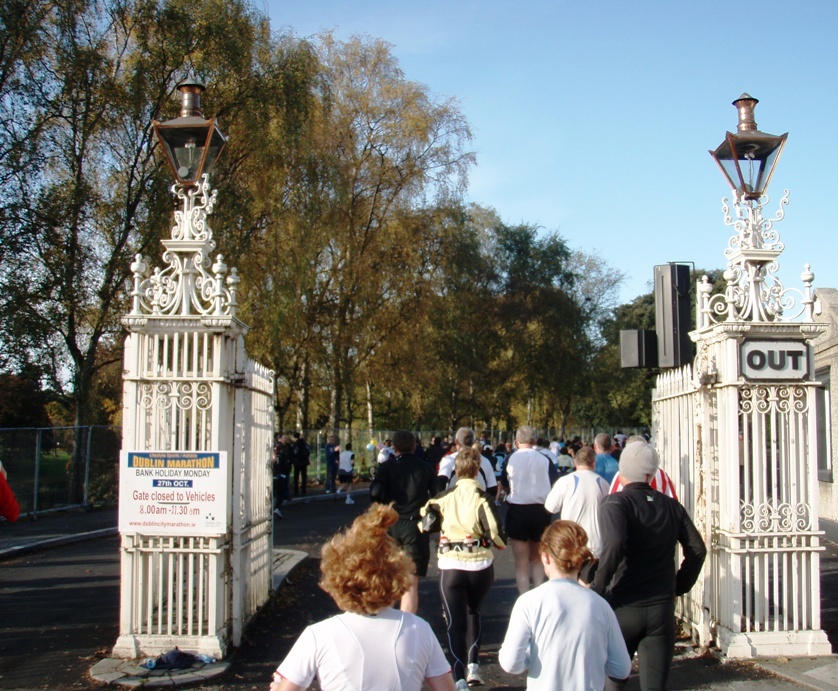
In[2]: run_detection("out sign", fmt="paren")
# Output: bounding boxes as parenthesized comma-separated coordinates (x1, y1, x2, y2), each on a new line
(740, 341, 809, 381)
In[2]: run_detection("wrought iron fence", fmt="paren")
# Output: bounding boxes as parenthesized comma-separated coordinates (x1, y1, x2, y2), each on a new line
(0, 426, 121, 516)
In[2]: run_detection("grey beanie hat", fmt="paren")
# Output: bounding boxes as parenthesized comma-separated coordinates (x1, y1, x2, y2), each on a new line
(619, 441, 659, 483)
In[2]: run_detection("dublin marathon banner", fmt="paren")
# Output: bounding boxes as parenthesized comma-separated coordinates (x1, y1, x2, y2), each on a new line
(119, 451, 227, 536)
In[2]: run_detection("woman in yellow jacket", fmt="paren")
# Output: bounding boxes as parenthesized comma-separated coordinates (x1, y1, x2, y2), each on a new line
(421, 446, 506, 689)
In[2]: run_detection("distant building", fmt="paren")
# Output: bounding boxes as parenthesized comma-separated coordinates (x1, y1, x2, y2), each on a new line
(813, 287, 838, 541)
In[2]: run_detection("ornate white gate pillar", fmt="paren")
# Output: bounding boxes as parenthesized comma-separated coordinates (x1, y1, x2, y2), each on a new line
(687, 96, 831, 657)
(113, 175, 274, 659)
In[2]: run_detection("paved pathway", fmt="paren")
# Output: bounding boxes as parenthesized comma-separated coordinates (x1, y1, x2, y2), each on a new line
(1, 483, 837, 689)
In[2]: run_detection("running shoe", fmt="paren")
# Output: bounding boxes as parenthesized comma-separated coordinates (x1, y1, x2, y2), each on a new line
(466, 663, 484, 686)
(345, 496, 355, 505)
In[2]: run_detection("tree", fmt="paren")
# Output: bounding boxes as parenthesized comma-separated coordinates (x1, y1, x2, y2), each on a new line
(488, 221, 586, 429)
(0, 0, 307, 498)
(0, 373, 52, 429)
(580, 267, 725, 429)
(238, 33, 474, 434)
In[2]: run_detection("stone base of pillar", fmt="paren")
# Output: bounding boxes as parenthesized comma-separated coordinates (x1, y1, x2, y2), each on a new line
(112, 632, 228, 660)
(717, 626, 832, 658)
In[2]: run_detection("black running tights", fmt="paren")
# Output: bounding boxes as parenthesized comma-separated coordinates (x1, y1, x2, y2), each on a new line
(439, 565, 494, 682)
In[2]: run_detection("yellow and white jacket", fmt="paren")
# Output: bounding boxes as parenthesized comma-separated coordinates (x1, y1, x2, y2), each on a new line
(420, 478, 506, 570)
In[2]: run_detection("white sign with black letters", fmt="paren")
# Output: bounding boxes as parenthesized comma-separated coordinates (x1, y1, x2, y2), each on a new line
(740, 341, 809, 381)
(119, 450, 228, 536)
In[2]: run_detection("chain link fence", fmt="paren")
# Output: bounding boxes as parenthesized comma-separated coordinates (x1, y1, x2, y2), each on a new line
(0, 426, 120, 516)
(293, 426, 645, 482)
(1, 424, 645, 516)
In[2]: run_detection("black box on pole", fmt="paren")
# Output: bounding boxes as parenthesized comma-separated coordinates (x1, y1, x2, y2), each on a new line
(620, 329, 658, 368)
(654, 263, 693, 368)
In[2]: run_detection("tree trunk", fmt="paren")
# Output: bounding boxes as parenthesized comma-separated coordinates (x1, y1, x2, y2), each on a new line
(297, 358, 310, 432)
(328, 354, 343, 434)
(366, 379, 374, 440)
(70, 367, 94, 505)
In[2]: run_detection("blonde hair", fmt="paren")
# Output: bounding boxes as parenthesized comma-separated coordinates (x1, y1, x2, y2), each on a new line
(540, 520, 594, 575)
(319, 503, 414, 614)
(455, 446, 481, 479)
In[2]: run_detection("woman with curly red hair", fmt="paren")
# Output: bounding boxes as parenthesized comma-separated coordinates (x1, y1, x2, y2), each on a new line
(270, 503, 455, 691)
(498, 520, 631, 689)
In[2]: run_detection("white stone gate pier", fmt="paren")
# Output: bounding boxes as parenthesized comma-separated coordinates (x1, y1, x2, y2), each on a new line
(654, 95, 831, 658)
(113, 176, 274, 659)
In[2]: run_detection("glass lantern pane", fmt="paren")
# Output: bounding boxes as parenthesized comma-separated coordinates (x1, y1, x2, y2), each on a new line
(199, 127, 227, 179)
(718, 157, 742, 192)
(157, 124, 212, 182)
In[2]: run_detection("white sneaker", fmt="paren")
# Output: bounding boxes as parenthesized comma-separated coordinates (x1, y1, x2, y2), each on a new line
(345, 496, 354, 505)
(466, 663, 484, 686)
(273, 509, 283, 518)
(336, 487, 342, 494)
(455, 679, 469, 691)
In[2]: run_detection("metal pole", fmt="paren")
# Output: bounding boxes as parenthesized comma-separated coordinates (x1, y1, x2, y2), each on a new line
(33, 429, 41, 513)
(83, 426, 93, 507)
(316, 431, 322, 482)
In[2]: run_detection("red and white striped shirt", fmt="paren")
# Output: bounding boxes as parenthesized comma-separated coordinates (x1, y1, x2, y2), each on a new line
(609, 468, 678, 500)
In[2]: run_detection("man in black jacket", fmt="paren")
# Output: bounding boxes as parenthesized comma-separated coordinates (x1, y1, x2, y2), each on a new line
(291, 433, 310, 496)
(370, 429, 437, 613)
(592, 440, 706, 691)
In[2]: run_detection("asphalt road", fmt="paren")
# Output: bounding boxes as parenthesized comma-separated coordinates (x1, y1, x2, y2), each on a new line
(0, 536, 120, 690)
(0, 493, 815, 690)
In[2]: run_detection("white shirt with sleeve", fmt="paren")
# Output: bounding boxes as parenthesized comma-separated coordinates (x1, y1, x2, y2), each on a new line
(376, 447, 395, 464)
(437, 451, 498, 492)
(338, 450, 355, 473)
(505, 447, 554, 505)
(276, 607, 451, 691)
(544, 469, 610, 556)
(536, 446, 559, 467)
(499, 578, 631, 690)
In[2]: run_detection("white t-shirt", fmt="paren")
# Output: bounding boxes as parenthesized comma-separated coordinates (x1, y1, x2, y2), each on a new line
(544, 469, 610, 556)
(437, 451, 498, 491)
(338, 451, 355, 473)
(505, 447, 555, 505)
(276, 608, 451, 691)
(536, 446, 559, 467)
(377, 447, 395, 464)
(499, 578, 631, 690)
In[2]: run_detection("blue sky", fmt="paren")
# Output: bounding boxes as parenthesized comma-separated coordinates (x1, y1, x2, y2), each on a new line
(263, 0, 837, 306)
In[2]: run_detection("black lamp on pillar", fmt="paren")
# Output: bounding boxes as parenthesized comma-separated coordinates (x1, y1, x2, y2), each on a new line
(152, 79, 227, 186)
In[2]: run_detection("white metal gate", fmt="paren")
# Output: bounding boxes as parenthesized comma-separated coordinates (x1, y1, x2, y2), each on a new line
(115, 177, 274, 658)
(652, 365, 710, 645)
(650, 184, 830, 657)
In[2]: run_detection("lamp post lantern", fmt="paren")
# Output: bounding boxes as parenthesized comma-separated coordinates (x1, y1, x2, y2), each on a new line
(114, 77, 274, 661)
(700, 94, 813, 324)
(651, 94, 831, 660)
(708, 93, 787, 201)
(152, 79, 227, 186)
